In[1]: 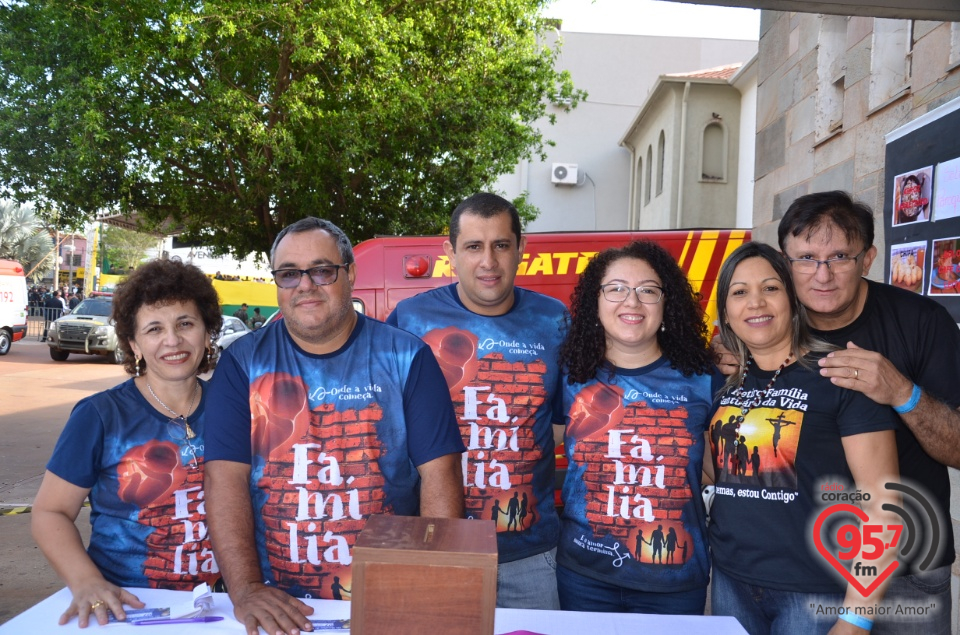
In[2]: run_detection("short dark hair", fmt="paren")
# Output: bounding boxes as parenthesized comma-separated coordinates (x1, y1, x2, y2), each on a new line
(270, 217, 354, 267)
(715, 242, 833, 393)
(559, 240, 713, 383)
(113, 259, 223, 376)
(778, 191, 874, 252)
(449, 193, 521, 249)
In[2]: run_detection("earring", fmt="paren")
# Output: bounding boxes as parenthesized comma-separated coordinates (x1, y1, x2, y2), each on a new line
(206, 347, 212, 362)
(660, 323, 666, 333)
(135, 355, 142, 377)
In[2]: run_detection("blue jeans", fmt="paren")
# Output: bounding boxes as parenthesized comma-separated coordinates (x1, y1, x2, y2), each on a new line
(497, 549, 560, 609)
(872, 566, 951, 635)
(710, 567, 844, 635)
(557, 564, 707, 614)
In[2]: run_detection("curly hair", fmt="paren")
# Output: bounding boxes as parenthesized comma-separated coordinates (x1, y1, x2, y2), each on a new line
(112, 259, 223, 376)
(559, 240, 713, 383)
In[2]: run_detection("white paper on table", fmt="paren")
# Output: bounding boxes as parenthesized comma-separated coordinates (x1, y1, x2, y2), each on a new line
(108, 583, 213, 623)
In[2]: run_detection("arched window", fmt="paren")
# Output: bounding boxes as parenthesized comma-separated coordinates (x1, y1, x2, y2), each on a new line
(700, 123, 726, 182)
(635, 156, 643, 222)
(644, 145, 653, 205)
(656, 131, 666, 195)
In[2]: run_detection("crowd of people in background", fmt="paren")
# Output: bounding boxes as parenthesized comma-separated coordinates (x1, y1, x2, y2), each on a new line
(28, 285, 84, 316)
(211, 271, 270, 283)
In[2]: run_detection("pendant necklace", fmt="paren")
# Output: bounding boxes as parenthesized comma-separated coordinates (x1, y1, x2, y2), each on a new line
(732, 354, 793, 425)
(147, 380, 200, 439)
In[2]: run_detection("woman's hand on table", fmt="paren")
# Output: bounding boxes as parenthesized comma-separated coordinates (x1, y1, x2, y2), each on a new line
(61, 579, 144, 627)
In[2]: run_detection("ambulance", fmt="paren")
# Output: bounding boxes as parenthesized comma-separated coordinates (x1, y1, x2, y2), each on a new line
(0, 259, 29, 355)
(350, 228, 750, 328)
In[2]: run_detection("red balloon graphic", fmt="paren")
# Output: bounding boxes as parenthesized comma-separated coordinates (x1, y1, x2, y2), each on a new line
(251, 372, 312, 459)
(567, 383, 625, 440)
(117, 440, 187, 507)
(422, 326, 480, 395)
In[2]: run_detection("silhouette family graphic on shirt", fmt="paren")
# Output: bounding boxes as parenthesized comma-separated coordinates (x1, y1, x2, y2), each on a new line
(632, 525, 691, 565)
(710, 406, 803, 490)
(489, 491, 536, 532)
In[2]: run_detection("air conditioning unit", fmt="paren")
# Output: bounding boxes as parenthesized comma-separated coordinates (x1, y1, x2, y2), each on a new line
(551, 163, 579, 185)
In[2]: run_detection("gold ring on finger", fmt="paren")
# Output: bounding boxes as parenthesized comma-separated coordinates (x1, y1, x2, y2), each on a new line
(854, 369, 859, 379)
(90, 601, 104, 610)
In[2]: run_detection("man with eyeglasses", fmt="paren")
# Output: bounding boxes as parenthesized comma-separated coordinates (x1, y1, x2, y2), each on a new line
(719, 190, 959, 633)
(204, 217, 465, 635)
(387, 193, 567, 610)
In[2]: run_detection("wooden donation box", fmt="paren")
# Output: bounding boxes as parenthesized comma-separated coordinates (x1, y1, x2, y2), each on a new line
(351, 515, 498, 635)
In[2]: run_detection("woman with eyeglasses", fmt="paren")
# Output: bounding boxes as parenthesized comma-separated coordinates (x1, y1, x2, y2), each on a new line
(555, 240, 720, 614)
(707, 243, 898, 634)
(32, 259, 223, 628)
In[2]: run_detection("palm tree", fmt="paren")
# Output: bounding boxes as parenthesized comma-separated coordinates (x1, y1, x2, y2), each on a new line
(0, 201, 55, 282)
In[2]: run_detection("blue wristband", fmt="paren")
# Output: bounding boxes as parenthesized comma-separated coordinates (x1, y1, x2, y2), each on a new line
(893, 383, 921, 415)
(839, 611, 874, 631)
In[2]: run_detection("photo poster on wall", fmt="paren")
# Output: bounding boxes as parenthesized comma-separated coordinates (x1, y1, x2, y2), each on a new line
(892, 166, 933, 226)
(884, 99, 960, 320)
(889, 241, 926, 295)
(933, 156, 960, 221)
(929, 237, 960, 296)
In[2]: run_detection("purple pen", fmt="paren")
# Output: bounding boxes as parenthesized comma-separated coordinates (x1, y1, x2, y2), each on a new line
(132, 616, 225, 626)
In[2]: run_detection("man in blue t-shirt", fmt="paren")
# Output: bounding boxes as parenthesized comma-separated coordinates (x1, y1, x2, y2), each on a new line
(388, 193, 566, 609)
(205, 218, 465, 634)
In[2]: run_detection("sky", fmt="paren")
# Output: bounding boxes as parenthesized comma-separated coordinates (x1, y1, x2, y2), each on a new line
(544, 0, 761, 41)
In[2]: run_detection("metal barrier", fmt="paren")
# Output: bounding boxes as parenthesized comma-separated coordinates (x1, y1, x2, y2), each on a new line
(27, 308, 64, 341)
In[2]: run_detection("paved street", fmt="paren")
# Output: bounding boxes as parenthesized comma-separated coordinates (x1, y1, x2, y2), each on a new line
(0, 338, 126, 624)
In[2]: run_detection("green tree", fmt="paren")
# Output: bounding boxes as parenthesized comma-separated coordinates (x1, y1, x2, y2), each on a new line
(102, 226, 159, 272)
(0, 1, 583, 259)
(0, 201, 55, 282)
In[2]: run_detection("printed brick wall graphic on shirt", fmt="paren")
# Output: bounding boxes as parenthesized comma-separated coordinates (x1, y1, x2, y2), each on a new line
(251, 372, 385, 600)
(567, 383, 696, 567)
(117, 440, 218, 586)
(422, 326, 544, 531)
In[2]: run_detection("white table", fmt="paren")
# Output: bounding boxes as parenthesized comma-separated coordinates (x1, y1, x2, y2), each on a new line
(0, 588, 747, 634)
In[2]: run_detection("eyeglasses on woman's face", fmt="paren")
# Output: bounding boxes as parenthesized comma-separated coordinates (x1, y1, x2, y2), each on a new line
(600, 283, 664, 304)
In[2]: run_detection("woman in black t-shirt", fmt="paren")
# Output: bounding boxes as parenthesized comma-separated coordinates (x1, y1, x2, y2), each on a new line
(707, 243, 899, 635)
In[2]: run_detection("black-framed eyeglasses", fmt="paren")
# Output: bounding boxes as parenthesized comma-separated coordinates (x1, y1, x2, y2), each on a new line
(168, 418, 199, 471)
(785, 249, 866, 274)
(600, 284, 664, 304)
(271, 264, 350, 289)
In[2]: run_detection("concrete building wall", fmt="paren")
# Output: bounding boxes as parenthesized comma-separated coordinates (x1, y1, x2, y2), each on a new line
(732, 58, 758, 228)
(752, 14, 960, 270)
(494, 31, 757, 232)
(628, 87, 681, 230)
(623, 80, 743, 231)
(679, 83, 743, 229)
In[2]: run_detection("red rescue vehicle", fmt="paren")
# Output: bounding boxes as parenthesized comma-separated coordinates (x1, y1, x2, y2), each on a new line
(0, 259, 29, 355)
(351, 229, 750, 328)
